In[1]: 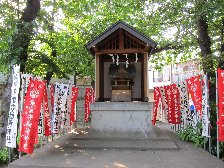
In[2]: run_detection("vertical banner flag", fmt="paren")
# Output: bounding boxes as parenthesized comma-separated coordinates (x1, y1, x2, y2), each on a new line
(19, 79, 45, 154)
(171, 84, 181, 124)
(187, 75, 202, 115)
(50, 84, 54, 111)
(164, 84, 181, 124)
(164, 85, 173, 123)
(70, 87, 79, 125)
(20, 74, 33, 114)
(53, 83, 60, 134)
(217, 69, 224, 141)
(152, 87, 161, 125)
(59, 84, 70, 130)
(53, 83, 69, 134)
(201, 74, 210, 137)
(84, 88, 92, 123)
(159, 87, 168, 122)
(38, 103, 44, 136)
(43, 82, 51, 136)
(6, 65, 21, 148)
(177, 80, 190, 128)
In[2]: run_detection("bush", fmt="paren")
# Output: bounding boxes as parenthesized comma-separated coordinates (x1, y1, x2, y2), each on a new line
(177, 122, 205, 147)
(0, 148, 8, 165)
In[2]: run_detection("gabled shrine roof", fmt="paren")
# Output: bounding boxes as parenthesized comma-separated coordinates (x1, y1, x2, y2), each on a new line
(86, 21, 157, 56)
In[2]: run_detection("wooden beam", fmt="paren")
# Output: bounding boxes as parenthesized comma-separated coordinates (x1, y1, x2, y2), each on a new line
(92, 46, 99, 53)
(143, 52, 149, 101)
(119, 28, 124, 49)
(124, 32, 147, 47)
(99, 56, 104, 101)
(95, 54, 100, 101)
(95, 49, 145, 54)
(144, 45, 150, 51)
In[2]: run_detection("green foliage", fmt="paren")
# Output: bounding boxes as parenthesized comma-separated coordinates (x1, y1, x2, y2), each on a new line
(178, 122, 205, 147)
(0, 148, 8, 165)
(0, 0, 224, 77)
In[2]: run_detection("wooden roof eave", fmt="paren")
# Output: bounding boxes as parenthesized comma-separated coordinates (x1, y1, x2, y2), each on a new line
(92, 48, 153, 55)
(86, 21, 157, 56)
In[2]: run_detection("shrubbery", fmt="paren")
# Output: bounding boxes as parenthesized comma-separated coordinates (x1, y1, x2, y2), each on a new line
(177, 122, 205, 147)
(0, 148, 8, 165)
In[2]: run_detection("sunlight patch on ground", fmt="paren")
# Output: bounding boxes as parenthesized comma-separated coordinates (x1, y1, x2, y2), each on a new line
(113, 161, 128, 168)
(54, 145, 60, 148)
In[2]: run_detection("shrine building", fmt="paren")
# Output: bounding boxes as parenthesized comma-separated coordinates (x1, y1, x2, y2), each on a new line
(86, 21, 157, 137)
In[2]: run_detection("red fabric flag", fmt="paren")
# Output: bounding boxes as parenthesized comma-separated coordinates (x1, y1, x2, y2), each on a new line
(171, 83, 181, 124)
(187, 75, 202, 115)
(43, 82, 51, 136)
(70, 87, 79, 125)
(164, 84, 181, 124)
(50, 84, 54, 109)
(19, 79, 45, 154)
(217, 69, 224, 141)
(152, 87, 161, 125)
(84, 88, 93, 123)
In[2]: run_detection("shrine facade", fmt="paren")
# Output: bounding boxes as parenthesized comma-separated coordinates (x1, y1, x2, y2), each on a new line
(86, 21, 157, 137)
(86, 21, 157, 102)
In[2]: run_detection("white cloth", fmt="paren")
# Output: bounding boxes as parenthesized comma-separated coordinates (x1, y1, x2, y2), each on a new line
(52, 83, 69, 133)
(6, 65, 21, 148)
(177, 80, 190, 129)
(202, 74, 209, 137)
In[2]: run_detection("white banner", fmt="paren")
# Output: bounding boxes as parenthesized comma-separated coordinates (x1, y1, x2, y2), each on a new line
(53, 83, 60, 134)
(53, 83, 69, 133)
(6, 65, 21, 148)
(159, 87, 168, 122)
(177, 80, 190, 129)
(202, 74, 209, 137)
(38, 102, 44, 136)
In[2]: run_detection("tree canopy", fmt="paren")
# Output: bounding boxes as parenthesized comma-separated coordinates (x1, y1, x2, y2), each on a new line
(0, 0, 224, 78)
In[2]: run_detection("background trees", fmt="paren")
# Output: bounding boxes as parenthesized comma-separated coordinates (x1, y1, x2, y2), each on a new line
(0, 0, 223, 79)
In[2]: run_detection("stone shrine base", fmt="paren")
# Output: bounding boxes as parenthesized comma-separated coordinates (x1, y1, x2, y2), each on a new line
(90, 102, 156, 139)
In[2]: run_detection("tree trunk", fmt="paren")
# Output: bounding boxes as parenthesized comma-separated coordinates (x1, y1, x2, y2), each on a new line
(44, 0, 57, 84)
(0, 0, 40, 148)
(197, 16, 212, 58)
(10, 0, 40, 72)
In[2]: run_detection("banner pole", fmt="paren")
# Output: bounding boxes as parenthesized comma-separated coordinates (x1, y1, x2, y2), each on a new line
(8, 147, 11, 164)
(19, 76, 24, 159)
(216, 71, 220, 158)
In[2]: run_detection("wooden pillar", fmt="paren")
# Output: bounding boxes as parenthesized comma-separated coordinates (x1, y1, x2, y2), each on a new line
(119, 28, 124, 49)
(143, 52, 149, 101)
(95, 54, 100, 101)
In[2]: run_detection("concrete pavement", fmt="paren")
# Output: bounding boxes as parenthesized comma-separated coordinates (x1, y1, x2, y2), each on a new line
(8, 123, 224, 168)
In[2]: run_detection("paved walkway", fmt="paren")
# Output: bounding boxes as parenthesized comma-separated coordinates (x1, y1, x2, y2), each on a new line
(9, 123, 224, 168)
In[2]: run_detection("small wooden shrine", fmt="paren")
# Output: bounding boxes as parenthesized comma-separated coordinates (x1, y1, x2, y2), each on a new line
(86, 21, 157, 138)
(86, 21, 157, 102)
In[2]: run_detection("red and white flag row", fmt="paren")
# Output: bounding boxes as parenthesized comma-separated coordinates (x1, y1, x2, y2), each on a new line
(152, 74, 211, 139)
(5, 65, 97, 154)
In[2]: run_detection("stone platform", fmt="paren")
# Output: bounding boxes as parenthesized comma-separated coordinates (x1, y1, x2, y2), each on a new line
(90, 102, 155, 139)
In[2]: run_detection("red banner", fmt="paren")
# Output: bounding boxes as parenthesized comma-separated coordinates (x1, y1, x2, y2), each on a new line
(171, 83, 181, 124)
(50, 84, 54, 110)
(19, 79, 45, 154)
(84, 88, 93, 123)
(70, 87, 79, 125)
(217, 69, 224, 141)
(187, 75, 202, 115)
(43, 82, 51, 136)
(164, 84, 181, 124)
(152, 87, 161, 125)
